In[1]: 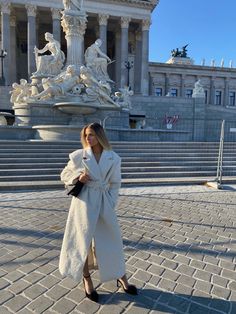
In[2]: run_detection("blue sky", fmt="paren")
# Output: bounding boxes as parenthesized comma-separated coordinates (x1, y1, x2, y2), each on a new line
(149, 0, 236, 67)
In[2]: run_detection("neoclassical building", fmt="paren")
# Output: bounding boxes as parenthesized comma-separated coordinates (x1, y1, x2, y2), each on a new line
(1, 0, 236, 115)
(0, 0, 157, 96)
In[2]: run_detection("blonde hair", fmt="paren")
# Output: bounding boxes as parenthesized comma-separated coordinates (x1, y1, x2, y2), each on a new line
(80, 122, 112, 150)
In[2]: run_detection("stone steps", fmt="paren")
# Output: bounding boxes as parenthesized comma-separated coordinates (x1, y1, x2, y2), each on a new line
(0, 140, 235, 190)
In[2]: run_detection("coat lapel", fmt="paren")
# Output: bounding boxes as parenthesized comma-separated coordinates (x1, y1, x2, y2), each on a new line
(82, 148, 100, 180)
(99, 150, 114, 180)
(82, 148, 114, 181)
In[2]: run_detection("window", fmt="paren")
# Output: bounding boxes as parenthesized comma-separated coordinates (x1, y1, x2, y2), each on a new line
(229, 91, 235, 106)
(155, 88, 162, 96)
(185, 89, 193, 98)
(170, 88, 178, 97)
(204, 90, 208, 104)
(215, 91, 222, 105)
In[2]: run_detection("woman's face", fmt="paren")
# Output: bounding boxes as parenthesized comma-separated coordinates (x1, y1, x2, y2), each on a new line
(85, 127, 100, 148)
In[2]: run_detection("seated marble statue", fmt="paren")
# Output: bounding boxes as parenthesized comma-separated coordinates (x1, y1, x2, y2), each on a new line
(79, 66, 119, 107)
(84, 39, 111, 82)
(63, 0, 83, 11)
(192, 79, 205, 97)
(33, 65, 80, 100)
(33, 32, 65, 77)
(10, 79, 31, 103)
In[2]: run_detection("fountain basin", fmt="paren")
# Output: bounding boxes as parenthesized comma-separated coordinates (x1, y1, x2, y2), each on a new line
(54, 102, 99, 115)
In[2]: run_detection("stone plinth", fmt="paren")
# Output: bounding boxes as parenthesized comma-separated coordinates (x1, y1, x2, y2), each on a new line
(166, 57, 194, 65)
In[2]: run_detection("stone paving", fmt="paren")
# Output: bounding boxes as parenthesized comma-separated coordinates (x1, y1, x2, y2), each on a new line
(0, 185, 236, 313)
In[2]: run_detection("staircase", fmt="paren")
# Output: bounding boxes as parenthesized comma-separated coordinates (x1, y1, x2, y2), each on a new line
(0, 140, 236, 191)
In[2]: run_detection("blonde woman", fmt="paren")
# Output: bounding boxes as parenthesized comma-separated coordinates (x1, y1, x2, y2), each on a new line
(59, 123, 137, 302)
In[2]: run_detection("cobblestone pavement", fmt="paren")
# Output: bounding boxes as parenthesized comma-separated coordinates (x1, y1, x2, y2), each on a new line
(0, 185, 236, 313)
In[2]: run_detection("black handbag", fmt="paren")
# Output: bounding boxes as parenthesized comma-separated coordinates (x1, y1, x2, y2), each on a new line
(67, 180, 84, 197)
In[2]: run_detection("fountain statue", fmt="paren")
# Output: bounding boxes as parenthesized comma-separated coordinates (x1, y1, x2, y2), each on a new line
(8, 0, 133, 140)
(33, 32, 65, 77)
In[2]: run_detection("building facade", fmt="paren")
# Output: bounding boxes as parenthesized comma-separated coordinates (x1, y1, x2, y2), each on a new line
(0, 0, 157, 96)
(149, 61, 236, 108)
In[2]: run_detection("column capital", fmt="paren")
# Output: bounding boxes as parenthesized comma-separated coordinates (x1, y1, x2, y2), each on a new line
(142, 18, 151, 31)
(1, 1, 11, 14)
(10, 15, 16, 27)
(98, 14, 109, 26)
(25, 4, 37, 17)
(51, 8, 61, 20)
(121, 16, 131, 29)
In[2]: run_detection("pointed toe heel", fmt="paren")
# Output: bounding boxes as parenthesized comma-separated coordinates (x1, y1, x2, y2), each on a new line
(83, 275, 99, 303)
(117, 279, 138, 295)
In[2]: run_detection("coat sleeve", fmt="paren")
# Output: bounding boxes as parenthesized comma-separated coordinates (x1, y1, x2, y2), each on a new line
(60, 150, 84, 185)
(108, 154, 121, 206)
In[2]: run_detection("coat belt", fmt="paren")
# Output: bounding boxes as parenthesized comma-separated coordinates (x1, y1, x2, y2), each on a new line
(86, 181, 109, 191)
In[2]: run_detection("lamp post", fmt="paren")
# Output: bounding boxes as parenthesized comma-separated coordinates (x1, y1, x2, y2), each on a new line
(0, 49, 7, 86)
(124, 60, 133, 88)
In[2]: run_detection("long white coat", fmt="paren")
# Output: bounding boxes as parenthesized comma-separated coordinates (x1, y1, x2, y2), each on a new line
(59, 147, 126, 283)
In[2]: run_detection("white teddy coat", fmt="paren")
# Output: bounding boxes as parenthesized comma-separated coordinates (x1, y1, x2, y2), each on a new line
(59, 148, 126, 283)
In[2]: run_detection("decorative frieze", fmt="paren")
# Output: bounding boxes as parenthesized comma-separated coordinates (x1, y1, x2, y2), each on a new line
(25, 4, 37, 17)
(98, 14, 109, 26)
(121, 16, 131, 29)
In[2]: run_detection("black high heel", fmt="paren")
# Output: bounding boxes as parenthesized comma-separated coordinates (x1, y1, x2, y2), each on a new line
(83, 274, 99, 302)
(117, 279, 138, 295)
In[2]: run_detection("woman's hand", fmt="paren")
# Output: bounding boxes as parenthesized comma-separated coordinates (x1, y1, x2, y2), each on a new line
(78, 172, 91, 184)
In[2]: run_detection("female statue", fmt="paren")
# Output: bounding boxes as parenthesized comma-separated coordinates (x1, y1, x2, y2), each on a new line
(33, 32, 65, 77)
(85, 39, 111, 82)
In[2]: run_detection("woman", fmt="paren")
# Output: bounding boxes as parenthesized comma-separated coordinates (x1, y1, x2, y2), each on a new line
(59, 123, 137, 303)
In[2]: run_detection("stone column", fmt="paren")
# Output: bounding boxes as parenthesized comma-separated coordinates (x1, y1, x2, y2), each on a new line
(210, 77, 215, 105)
(26, 4, 37, 79)
(98, 14, 109, 53)
(165, 73, 170, 95)
(180, 74, 185, 97)
(134, 30, 142, 93)
(51, 8, 61, 43)
(224, 78, 229, 106)
(10, 14, 17, 83)
(120, 16, 130, 88)
(141, 18, 151, 96)
(1, 0, 11, 85)
(115, 30, 121, 89)
(61, 10, 87, 68)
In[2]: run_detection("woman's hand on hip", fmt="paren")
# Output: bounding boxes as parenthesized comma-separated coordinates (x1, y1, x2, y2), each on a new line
(78, 172, 91, 184)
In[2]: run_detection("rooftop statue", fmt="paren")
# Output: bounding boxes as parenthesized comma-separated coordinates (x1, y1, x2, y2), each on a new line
(33, 32, 65, 77)
(85, 39, 112, 82)
(171, 44, 188, 58)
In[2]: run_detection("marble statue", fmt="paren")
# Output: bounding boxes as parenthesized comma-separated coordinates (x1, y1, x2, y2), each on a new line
(85, 39, 111, 81)
(33, 33, 65, 77)
(192, 79, 205, 98)
(63, 0, 83, 11)
(10, 79, 31, 103)
(79, 66, 119, 107)
(32, 65, 81, 100)
(114, 86, 133, 110)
